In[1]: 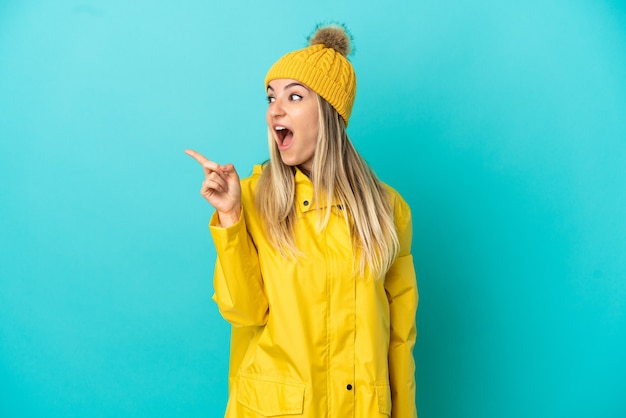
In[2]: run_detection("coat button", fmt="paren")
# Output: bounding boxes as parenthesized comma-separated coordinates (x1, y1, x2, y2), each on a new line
(303, 200, 309, 206)
(346, 384, 353, 390)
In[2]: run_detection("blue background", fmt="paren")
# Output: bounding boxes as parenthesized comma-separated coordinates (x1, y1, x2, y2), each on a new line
(1, 1, 625, 417)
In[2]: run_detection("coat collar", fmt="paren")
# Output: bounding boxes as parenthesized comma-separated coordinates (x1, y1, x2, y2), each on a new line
(252, 164, 343, 212)
(294, 166, 343, 213)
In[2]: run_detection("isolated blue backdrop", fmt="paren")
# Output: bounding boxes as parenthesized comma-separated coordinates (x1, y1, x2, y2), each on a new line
(1, 1, 625, 417)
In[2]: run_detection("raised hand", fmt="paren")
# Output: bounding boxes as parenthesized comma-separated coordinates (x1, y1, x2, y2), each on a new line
(185, 149, 241, 227)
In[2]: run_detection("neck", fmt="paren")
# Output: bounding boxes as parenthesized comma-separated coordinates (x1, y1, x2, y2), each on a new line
(297, 165, 311, 178)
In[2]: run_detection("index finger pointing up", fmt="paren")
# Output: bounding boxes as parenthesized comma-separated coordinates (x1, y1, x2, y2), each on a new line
(185, 149, 222, 175)
(185, 149, 209, 165)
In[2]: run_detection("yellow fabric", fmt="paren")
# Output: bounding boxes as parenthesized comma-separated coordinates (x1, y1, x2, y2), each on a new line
(265, 43, 357, 126)
(210, 165, 418, 418)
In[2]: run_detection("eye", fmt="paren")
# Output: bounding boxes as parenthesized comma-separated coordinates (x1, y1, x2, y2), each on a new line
(267, 95, 275, 104)
(289, 94, 303, 101)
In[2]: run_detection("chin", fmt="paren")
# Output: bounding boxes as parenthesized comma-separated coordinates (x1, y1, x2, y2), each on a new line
(279, 155, 300, 167)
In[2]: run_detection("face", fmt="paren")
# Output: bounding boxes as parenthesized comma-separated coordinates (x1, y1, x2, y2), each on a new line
(266, 78, 319, 172)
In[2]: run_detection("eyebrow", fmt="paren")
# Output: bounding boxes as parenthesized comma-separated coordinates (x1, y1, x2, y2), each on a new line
(267, 82, 309, 92)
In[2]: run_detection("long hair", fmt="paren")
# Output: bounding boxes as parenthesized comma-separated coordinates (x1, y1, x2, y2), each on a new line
(255, 95, 399, 278)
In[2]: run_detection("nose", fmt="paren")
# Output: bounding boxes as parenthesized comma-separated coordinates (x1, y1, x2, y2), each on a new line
(268, 99, 285, 118)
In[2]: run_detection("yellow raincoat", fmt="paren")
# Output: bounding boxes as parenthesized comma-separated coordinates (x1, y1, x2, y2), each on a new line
(210, 165, 418, 417)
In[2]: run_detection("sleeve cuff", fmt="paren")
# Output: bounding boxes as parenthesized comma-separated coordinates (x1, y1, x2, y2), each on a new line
(208, 207, 248, 251)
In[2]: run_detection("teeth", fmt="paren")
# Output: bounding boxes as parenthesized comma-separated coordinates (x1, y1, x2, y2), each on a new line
(275, 126, 286, 131)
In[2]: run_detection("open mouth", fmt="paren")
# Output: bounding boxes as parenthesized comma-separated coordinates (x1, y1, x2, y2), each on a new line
(275, 126, 294, 149)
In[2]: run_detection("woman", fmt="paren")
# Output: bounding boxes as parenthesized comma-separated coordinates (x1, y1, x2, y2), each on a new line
(186, 24, 418, 418)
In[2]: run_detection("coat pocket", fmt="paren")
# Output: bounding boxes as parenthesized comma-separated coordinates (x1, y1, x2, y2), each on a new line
(375, 383, 392, 416)
(237, 374, 305, 416)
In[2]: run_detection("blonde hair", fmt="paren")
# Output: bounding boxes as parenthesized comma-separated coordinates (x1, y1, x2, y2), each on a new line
(255, 95, 399, 278)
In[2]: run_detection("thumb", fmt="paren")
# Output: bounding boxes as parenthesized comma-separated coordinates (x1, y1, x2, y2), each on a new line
(221, 163, 240, 182)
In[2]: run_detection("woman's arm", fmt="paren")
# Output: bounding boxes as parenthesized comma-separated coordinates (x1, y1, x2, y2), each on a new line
(185, 149, 268, 327)
(385, 191, 419, 418)
(210, 208, 269, 328)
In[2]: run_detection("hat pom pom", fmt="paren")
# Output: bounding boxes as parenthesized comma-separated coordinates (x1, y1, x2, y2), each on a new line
(308, 23, 352, 57)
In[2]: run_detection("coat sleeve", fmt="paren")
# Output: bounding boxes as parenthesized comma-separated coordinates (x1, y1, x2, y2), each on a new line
(385, 192, 419, 418)
(209, 207, 269, 327)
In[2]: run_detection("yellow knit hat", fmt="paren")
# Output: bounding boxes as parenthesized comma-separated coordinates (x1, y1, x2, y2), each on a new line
(265, 24, 357, 125)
